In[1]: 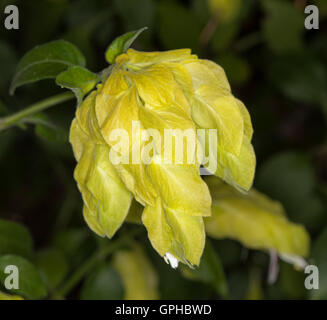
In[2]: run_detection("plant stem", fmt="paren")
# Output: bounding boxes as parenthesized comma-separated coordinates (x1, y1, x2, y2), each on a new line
(55, 228, 142, 299)
(0, 92, 75, 132)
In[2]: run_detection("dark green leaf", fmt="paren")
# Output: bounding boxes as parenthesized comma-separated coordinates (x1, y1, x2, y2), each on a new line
(262, 0, 304, 55)
(10, 40, 86, 95)
(214, 239, 242, 268)
(0, 219, 33, 258)
(105, 27, 148, 64)
(80, 264, 124, 300)
(256, 152, 324, 233)
(56, 66, 98, 104)
(0, 255, 47, 299)
(35, 248, 69, 289)
(181, 239, 228, 297)
(269, 55, 327, 106)
(149, 246, 212, 299)
(52, 228, 93, 268)
(227, 268, 249, 300)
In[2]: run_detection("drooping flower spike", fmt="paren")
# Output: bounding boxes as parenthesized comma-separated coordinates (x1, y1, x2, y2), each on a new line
(70, 47, 256, 267)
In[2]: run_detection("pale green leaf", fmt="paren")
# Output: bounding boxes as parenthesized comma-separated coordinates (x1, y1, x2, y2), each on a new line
(105, 27, 148, 64)
(0, 219, 33, 259)
(10, 40, 85, 95)
(56, 66, 98, 104)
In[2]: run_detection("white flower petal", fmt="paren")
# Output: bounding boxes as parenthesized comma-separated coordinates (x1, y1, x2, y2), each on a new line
(164, 252, 179, 269)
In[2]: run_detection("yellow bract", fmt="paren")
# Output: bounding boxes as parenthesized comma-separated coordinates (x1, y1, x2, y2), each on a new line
(112, 245, 159, 300)
(70, 47, 256, 266)
(205, 177, 310, 260)
(0, 291, 23, 300)
(70, 88, 133, 238)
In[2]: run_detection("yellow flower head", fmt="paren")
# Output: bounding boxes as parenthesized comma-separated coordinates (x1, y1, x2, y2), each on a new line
(69, 48, 256, 267)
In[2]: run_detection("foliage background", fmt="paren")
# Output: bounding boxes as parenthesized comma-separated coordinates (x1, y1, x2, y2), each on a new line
(0, 0, 326, 299)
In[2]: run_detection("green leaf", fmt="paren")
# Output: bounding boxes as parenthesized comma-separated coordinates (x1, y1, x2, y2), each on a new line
(262, 0, 304, 55)
(80, 264, 124, 300)
(256, 152, 325, 233)
(52, 228, 93, 268)
(214, 239, 242, 268)
(10, 40, 86, 95)
(35, 248, 69, 289)
(227, 268, 249, 300)
(157, 256, 212, 299)
(105, 27, 148, 64)
(269, 55, 327, 106)
(0, 255, 47, 299)
(181, 239, 228, 297)
(56, 66, 98, 104)
(0, 219, 33, 258)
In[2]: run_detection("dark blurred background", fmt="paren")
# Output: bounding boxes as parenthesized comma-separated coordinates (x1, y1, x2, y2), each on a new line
(0, 0, 327, 299)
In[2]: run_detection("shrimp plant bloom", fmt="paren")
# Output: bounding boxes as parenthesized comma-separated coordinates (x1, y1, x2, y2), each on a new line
(69, 47, 256, 267)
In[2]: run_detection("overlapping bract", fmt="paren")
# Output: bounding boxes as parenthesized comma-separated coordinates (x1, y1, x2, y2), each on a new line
(205, 177, 310, 265)
(70, 48, 255, 266)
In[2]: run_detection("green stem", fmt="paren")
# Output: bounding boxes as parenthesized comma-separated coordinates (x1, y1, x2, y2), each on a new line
(55, 228, 142, 299)
(0, 92, 75, 132)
